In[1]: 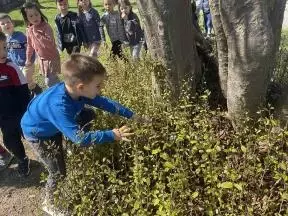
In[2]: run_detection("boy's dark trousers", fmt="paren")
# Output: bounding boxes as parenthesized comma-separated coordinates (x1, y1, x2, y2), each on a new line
(111, 40, 125, 59)
(65, 46, 81, 55)
(28, 107, 96, 201)
(0, 116, 26, 162)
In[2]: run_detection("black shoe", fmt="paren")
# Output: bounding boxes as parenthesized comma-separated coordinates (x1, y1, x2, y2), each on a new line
(18, 157, 30, 177)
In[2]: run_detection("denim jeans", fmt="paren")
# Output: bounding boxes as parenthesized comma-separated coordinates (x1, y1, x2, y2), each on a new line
(204, 12, 213, 35)
(130, 43, 142, 60)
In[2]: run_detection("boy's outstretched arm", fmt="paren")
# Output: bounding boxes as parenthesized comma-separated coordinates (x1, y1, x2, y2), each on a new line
(86, 95, 134, 119)
(47, 104, 114, 146)
(48, 103, 133, 146)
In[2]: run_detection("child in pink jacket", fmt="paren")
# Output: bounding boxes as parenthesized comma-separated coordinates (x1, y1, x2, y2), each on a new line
(21, 2, 60, 87)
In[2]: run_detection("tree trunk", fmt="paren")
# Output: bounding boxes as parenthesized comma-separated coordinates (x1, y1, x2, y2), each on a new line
(137, 0, 201, 98)
(210, 0, 286, 125)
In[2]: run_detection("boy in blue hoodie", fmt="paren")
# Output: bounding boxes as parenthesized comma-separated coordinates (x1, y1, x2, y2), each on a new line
(21, 53, 145, 215)
(0, 14, 41, 96)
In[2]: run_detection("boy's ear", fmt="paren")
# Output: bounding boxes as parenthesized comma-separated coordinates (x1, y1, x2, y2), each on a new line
(76, 82, 85, 90)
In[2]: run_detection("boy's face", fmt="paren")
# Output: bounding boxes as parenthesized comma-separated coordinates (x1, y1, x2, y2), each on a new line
(0, 40, 7, 64)
(78, 75, 106, 99)
(0, 17, 14, 35)
(57, 0, 69, 14)
(104, 0, 114, 12)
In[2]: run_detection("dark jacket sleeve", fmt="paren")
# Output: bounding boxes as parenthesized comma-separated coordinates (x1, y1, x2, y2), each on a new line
(77, 13, 89, 44)
(55, 15, 63, 51)
(14, 84, 31, 116)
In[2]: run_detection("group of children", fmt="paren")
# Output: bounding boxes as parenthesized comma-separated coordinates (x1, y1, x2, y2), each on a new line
(0, 0, 146, 215)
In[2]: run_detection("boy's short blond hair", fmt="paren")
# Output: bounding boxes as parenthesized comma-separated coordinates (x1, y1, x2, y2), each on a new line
(0, 32, 6, 42)
(62, 53, 106, 86)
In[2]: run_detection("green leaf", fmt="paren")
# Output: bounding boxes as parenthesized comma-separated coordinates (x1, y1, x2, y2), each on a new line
(219, 182, 233, 189)
(191, 191, 199, 199)
(152, 148, 161, 155)
(281, 193, 288, 200)
(164, 162, 175, 169)
(241, 145, 247, 153)
(234, 183, 242, 191)
(153, 198, 160, 206)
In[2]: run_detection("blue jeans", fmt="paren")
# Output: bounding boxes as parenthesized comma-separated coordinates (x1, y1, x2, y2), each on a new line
(204, 12, 213, 35)
(130, 43, 142, 60)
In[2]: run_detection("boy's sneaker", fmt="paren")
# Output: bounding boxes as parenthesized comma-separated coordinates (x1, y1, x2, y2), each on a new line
(18, 157, 30, 177)
(0, 151, 14, 171)
(42, 199, 65, 216)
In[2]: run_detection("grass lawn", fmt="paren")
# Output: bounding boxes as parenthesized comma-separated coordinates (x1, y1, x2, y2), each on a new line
(7, 0, 136, 87)
(9, 0, 137, 33)
(9, 0, 105, 33)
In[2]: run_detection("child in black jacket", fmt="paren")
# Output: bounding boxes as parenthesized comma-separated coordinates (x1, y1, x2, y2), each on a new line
(55, 0, 85, 55)
(0, 32, 30, 176)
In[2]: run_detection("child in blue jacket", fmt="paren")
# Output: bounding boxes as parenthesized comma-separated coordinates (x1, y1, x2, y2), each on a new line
(21, 53, 145, 215)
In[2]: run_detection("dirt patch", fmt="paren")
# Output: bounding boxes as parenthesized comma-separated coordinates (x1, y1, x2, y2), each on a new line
(0, 141, 49, 216)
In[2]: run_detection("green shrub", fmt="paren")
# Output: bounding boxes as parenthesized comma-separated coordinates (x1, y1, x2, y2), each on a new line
(54, 52, 288, 215)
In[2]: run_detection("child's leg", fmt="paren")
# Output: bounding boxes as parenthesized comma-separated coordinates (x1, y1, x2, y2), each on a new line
(0, 117, 26, 161)
(40, 58, 61, 88)
(29, 133, 65, 201)
(130, 43, 142, 61)
(111, 40, 124, 58)
(89, 42, 101, 58)
(66, 46, 81, 55)
(206, 12, 213, 35)
(66, 46, 74, 55)
(0, 116, 29, 175)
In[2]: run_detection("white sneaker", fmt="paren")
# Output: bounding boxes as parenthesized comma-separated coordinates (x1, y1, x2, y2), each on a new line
(42, 199, 65, 216)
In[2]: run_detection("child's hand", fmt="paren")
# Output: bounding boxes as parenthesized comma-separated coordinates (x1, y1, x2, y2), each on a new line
(25, 61, 32, 67)
(132, 114, 152, 124)
(113, 125, 134, 142)
(121, 13, 128, 20)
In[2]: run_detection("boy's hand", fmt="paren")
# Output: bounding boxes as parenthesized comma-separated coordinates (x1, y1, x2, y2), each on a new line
(113, 125, 134, 142)
(132, 114, 152, 124)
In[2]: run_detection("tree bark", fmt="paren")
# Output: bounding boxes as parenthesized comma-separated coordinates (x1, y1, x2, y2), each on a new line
(210, 0, 286, 125)
(137, 0, 201, 98)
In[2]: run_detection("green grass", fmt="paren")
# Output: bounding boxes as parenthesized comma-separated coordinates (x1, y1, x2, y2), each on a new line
(9, 0, 104, 33)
